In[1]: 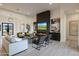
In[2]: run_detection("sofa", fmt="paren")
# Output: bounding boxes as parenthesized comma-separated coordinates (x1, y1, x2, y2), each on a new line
(2, 36, 28, 56)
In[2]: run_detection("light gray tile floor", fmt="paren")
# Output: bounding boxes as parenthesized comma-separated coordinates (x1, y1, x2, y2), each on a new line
(15, 41, 79, 56)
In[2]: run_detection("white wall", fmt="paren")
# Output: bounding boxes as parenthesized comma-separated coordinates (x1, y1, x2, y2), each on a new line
(0, 9, 35, 48)
(67, 13, 79, 21)
(60, 7, 67, 42)
(51, 8, 60, 19)
(0, 9, 35, 34)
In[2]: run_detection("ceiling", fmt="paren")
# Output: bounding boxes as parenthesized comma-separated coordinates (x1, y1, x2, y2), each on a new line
(0, 3, 79, 17)
(0, 3, 60, 17)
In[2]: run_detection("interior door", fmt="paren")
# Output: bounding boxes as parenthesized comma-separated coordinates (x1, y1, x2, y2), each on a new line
(69, 21, 78, 36)
(69, 20, 79, 47)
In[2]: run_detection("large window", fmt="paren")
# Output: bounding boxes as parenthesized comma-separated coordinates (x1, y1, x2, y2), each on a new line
(2, 23, 14, 36)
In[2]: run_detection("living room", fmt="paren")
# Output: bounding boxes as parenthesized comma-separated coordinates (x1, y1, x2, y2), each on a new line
(0, 3, 79, 56)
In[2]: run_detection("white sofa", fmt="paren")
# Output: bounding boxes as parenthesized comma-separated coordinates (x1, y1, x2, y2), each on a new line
(2, 36, 28, 56)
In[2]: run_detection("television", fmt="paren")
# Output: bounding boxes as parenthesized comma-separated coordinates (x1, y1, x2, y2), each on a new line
(37, 22, 47, 31)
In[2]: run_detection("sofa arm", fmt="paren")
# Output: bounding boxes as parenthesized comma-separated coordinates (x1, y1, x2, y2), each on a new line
(2, 37, 9, 54)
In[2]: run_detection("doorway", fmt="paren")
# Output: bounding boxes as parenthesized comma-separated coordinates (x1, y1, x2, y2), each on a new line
(67, 20, 79, 48)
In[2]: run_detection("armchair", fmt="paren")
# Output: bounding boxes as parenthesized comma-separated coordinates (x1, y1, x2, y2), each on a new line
(32, 35, 47, 50)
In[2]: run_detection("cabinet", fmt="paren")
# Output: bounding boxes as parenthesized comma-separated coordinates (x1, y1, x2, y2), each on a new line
(50, 32, 60, 41)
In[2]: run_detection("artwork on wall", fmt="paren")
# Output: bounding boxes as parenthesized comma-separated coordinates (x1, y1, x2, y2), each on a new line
(2, 23, 14, 36)
(26, 24, 30, 32)
(69, 21, 78, 36)
(50, 18, 60, 33)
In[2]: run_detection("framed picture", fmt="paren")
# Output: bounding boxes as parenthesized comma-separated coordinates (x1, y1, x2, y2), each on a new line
(26, 24, 30, 32)
(50, 18, 60, 33)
